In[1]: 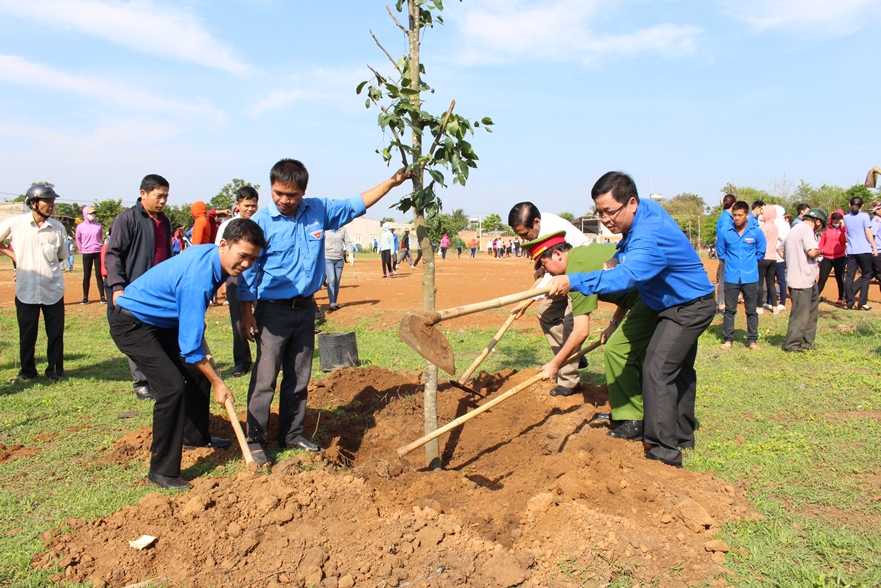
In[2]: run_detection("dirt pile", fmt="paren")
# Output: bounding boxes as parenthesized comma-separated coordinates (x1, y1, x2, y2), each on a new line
(37, 366, 755, 587)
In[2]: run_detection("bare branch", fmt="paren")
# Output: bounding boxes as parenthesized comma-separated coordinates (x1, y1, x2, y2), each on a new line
(427, 100, 456, 158)
(386, 5, 407, 33)
(370, 29, 403, 74)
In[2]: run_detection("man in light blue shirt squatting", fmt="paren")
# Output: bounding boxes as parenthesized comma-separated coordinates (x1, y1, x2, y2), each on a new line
(716, 201, 766, 350)
(239, 159, 410, 467)
(109, 219, 266, 490)
(547, 171, 715, 468)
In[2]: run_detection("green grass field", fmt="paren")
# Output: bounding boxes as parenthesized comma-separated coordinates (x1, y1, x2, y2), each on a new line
(1, 286, 880, 586)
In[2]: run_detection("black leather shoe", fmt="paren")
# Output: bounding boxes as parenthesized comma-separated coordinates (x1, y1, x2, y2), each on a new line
(607, 420, 644, 440)
(287, 435, 325, 453)
(134, 385, 156, 401)
(577, 356, 588, 370)
(147, 471, 190, 490)
(646, 453, 682, 468)
(549, 385, 578, 397)
(231, 364, 251, 377)
(183, 436, 233, 451)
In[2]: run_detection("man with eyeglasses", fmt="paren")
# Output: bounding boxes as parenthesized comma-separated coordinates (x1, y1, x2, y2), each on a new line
(547, 172, 715, 468)
(508, 202, 592, 397)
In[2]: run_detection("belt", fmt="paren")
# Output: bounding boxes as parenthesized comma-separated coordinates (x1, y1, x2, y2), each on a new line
(265, 296, 314, 310)
(681, 292, 715, 307)
(118, 307, 136, 318)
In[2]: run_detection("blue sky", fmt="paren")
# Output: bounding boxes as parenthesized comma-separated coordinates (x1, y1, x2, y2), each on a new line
(0, 0, 878, 220)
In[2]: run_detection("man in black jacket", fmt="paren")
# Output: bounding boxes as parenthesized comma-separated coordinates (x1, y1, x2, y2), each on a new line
(105, 174, 173, 401)
(105, 174, 230, 450)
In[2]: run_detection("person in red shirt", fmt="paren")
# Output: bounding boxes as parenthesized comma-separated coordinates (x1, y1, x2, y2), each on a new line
(818, 209, 847, 306)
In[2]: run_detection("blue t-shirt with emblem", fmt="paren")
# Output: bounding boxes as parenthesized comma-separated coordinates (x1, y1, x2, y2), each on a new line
(239, 195, 366, 301)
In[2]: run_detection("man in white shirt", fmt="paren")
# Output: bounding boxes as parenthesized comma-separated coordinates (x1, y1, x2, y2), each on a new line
(0, 185, 69, 383)
(508, 202, 591, 396)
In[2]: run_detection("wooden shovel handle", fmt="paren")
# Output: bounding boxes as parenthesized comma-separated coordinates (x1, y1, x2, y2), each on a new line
(396, 339, 602, 457)
(457, 279, 542, 384)
(432, 285, 552, 324)
(225, 398, 257, 472)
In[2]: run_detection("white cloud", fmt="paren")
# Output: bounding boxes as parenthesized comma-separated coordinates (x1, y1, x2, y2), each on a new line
(251, 67, 369, 117)
(719, 0, 877, 34)
(0, 55, 225, 122)
(0, 0, 250, 76)
(451, 0, 701, 66)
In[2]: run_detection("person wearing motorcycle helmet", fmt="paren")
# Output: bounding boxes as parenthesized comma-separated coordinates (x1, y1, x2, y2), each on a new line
(0, 184, 69, 383)
(782, 208, 826, 353)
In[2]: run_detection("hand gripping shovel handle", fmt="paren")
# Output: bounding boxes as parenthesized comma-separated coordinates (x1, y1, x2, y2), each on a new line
(457, 279, 542, 385)
(225, 398, 258, 472)
(396, 339, 602, 457)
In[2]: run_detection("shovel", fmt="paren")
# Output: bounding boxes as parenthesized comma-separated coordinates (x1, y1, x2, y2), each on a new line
(399, 285, 552, 375)
(449, 279, 541, 395)
(395, 339, 602, 457)
(225, 398, 258, 473)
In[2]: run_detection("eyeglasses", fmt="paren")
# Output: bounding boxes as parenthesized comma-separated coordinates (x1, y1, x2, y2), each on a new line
(597, 202, 627, 220)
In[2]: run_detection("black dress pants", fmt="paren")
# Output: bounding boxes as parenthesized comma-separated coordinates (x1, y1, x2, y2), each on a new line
(109, 307, 210, 477)
(15, 297, 64, 379)
(642, 296, 715, 466)
(81, 253, 104, 301)
(845, 253, 873, 308)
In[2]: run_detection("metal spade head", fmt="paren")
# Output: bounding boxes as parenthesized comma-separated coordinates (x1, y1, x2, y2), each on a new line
(398, 313, 456, 375)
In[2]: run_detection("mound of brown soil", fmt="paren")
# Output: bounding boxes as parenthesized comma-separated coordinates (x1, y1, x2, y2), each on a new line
(0, 443, 39, 464)
(37, 367, 753, 587)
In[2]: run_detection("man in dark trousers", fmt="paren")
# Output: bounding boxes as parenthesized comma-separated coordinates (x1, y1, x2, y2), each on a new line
(239, 159, 410, 468)
(548, 171, 715, 468)
(215, 186, 260, 377)
(0, 184, 69, 383)
(109, 219, 265, 489)
(105, 174, 173, 401)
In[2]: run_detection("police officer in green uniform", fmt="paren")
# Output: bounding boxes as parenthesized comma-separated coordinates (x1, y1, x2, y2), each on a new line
(522, 231, 658, 440)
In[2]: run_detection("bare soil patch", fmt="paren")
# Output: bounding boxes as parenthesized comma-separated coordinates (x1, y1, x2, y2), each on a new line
(38, 366, 755, 587)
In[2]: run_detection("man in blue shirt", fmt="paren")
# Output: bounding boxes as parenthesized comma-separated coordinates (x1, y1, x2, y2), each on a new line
(547, 171, 715, 468)
(716, 201, 766, 350)
(843, 196, 878, 310)
(109, 219, 265, 490)
(239, 159, 409, 466)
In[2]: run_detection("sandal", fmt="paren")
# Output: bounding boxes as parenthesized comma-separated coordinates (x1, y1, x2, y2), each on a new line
(719, 341, 732, 350)
(748, 343, 761, 350)
(9, 374, 35, 384)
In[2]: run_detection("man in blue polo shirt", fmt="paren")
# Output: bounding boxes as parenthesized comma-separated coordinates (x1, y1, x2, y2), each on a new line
(239, 159, 409, 467)
(547, 171, 715, 468)
(716, 201, 766, 350)
(843, 196, 878, 311)
(109, 218, 265, 490)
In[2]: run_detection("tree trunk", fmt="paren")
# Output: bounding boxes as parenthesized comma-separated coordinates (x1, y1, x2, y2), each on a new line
(408, 0, 440, 469)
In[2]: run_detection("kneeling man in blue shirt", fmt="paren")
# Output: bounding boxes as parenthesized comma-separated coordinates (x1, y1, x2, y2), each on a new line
(547, 172, 715, 468)
(110, 219, 265, 490)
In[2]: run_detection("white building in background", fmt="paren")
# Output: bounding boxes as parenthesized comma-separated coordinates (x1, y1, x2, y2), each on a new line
(343, 216, 413, 249)
(0, 202, 25, 223)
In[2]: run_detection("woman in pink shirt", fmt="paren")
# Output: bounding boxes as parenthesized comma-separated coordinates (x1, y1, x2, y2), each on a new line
(439, 233, 450, 260)
(74, 205, 105, 304)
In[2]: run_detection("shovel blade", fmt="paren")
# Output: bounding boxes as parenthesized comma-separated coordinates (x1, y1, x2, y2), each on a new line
(398, 313, 456, 375)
